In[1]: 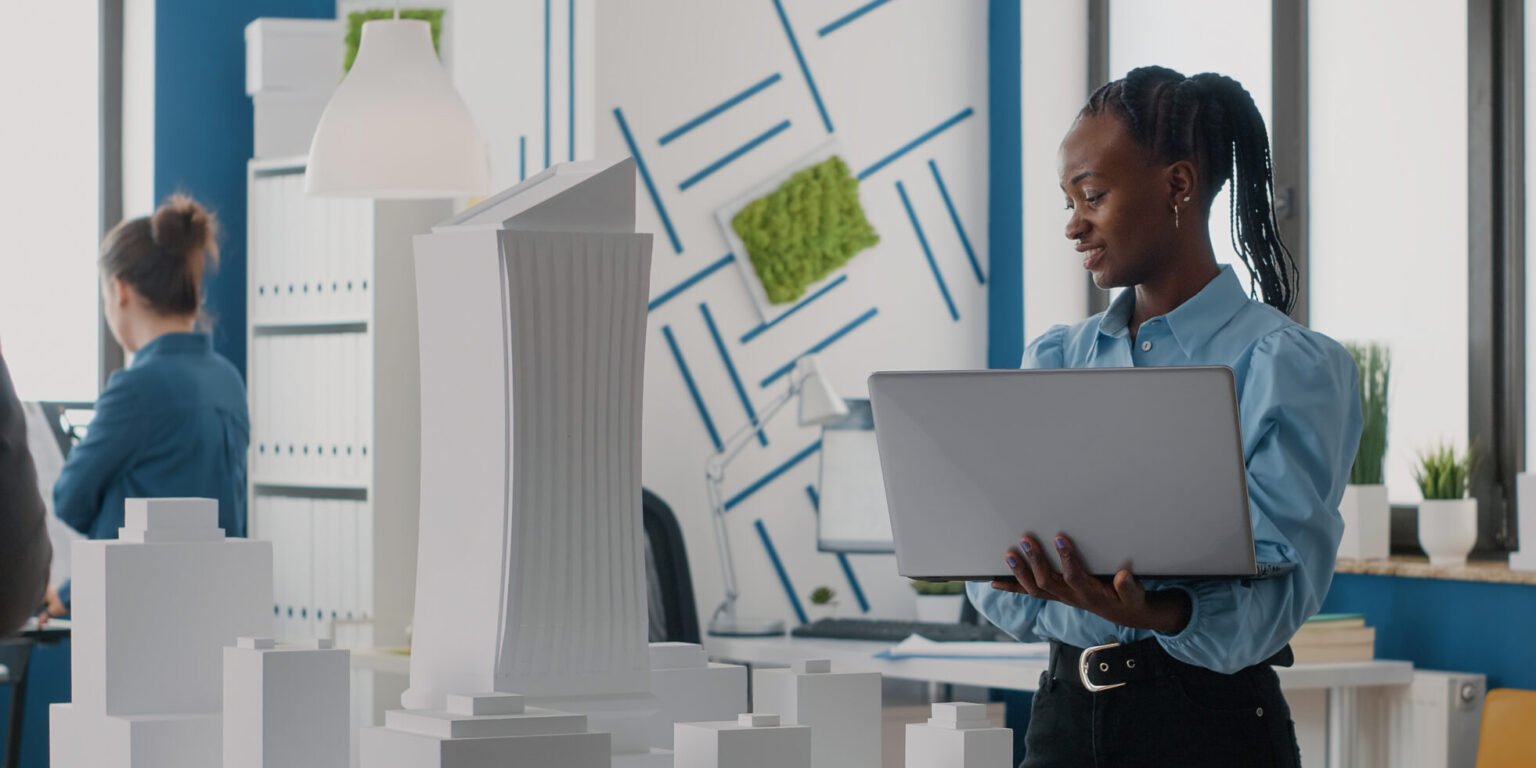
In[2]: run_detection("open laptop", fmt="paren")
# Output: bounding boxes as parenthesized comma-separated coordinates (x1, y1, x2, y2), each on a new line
(867, 367, 1256, 581)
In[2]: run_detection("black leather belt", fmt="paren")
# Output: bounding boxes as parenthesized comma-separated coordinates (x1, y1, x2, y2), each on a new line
(1050, 638, 1294, 693)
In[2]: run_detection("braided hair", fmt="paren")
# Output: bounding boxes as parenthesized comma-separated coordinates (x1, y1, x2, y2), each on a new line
(1083, 66, 1298, 314)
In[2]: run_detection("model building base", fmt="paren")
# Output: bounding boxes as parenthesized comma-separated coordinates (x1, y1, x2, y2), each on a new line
(49, 703, 221, 768)
(648, 643, 747, 750)
(904, 702, 1013, 768)
(752, 659, 881, 768)
(530, 691, 656, 754)
(358, 692, 610, 768)
(674, 713, 811, 768)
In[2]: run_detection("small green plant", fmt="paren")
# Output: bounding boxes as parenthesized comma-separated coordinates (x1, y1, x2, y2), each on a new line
(732, 156, 879, 304)
(1346, 342, 1391, 486)
(345, 9, 445, 72)
(911, 580, 965, 596)
(1414, 444, 1472, 500)
(808, 586, 836, 606)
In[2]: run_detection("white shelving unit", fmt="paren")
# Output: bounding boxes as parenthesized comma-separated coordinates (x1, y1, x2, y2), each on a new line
(245, 156, 449, 651)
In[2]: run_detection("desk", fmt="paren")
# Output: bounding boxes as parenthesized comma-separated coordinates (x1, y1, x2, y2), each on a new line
(704, 635, 1413, 768)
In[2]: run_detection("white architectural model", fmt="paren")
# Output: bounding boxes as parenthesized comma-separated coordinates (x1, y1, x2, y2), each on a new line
(50, 498, 273, 768)
(648, 643, 748, 750)
(752, 659, 882, 768)
(358, 692, 610, 767)
(904, 702, 1012, 768)
(223, 637, 349, 768)
(674, 713, 812, 768)
(360, 158, 655, 762)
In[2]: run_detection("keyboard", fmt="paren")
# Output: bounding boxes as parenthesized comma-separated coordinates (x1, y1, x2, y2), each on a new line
(791, 617, 1008, 643)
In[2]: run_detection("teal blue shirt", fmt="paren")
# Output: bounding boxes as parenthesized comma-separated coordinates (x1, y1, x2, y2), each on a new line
(968, 266, 1363, 674)
(54, 333, 249, 603)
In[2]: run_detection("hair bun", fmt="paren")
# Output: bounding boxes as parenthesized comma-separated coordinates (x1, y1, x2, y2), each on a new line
(150, 194, 216, 261)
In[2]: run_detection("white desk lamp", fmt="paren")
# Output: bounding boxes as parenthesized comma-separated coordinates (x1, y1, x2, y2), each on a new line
(706, 355, 848, 636)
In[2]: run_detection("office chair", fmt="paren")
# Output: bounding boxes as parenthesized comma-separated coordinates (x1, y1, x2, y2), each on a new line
(0, 638, 34, 768)
(1476, 688, 1536, 767)
(642, 489, 701, 645)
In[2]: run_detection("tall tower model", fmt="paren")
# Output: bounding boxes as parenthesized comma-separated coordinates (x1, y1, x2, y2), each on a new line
(401, 158, 654, 738)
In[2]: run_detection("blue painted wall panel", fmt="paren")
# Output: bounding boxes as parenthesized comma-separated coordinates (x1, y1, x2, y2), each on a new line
(155, 0, 335, 378)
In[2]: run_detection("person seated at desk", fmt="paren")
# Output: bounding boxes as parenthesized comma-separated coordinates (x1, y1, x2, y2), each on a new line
(39, 195, 249, 621)
(969, 67, 1362, 768)
(0, 344, 52, 635)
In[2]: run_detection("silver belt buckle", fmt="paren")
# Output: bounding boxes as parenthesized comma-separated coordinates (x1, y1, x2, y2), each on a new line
(1078, 641, 1127, 693)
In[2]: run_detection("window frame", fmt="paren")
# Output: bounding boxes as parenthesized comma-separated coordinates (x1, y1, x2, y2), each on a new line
(99, 0, 125, 387)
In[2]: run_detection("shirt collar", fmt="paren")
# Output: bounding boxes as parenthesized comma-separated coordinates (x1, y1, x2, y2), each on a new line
(1096, 265, 1251, 357)
(133, 332, 211, 365)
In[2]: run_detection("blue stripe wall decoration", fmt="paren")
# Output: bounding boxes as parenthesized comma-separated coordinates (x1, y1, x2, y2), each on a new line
(896, 180, 959, 322)
(725, 440, 822, 510)
(678, 119, 793, 192)
(660, 73, 784, 146)
(662, 325, 723, 450)
(700, 302, 768, 447)
(739, 274, 849, 344)
(817, 0, 893, 37)
(755, 519, 810, 625)
(613, 107, 684, 254)
(759, 307, 880, 388)
(857, 107, 974, 181)
(771, 0, 834, 134)
(929, 159, 984, 284)
(805, 485, 871, 613)
(519, 136, 527, 182)
(648, 253, 734, 312)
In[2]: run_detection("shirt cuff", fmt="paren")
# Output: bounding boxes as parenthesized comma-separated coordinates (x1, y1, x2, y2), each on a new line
(1150, 583, 1202, 646)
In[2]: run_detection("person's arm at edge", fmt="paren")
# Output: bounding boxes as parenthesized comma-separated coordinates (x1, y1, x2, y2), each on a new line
(1147, 328, 1363, 673)
(53, 370, 143, 536)
(0, 348, 52, 634)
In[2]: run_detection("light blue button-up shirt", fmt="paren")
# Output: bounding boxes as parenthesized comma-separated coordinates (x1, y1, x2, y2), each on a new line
(968, 266, 1362, 674)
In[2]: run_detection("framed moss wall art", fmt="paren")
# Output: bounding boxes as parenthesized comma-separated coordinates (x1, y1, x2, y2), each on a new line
(715, 142, 879, 322)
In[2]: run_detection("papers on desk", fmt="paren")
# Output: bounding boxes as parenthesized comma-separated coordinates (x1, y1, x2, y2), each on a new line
(876, 634, 1051, 660)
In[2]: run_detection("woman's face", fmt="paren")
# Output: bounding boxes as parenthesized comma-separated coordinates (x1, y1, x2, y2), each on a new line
(1059, 112, 1181, 290)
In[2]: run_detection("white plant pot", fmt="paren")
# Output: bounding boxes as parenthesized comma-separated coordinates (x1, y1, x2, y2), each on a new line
(913, 594, 966, 624)
(1337, 484, 1391, 560)
(1417, 499, 1478, 568)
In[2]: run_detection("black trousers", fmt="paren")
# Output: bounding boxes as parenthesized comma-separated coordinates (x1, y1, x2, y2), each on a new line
(1021, 643, 1302, 768)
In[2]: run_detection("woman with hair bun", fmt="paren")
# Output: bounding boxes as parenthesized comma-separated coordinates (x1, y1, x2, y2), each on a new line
(39, 194, 249, 621)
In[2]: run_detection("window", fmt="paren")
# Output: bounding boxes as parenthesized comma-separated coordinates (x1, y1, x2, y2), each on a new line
(1108, 0, 1273, 297)
(0, 3, 103, 401)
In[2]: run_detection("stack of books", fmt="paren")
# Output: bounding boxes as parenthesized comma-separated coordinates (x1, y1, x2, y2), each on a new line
(1291, 613, 1376, 663)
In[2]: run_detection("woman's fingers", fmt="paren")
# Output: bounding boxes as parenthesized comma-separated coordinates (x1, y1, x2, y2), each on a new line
(1020, 534, 1064, 594)
(1112, 568, 1144, 605)
(1055, 535, 1097, 596)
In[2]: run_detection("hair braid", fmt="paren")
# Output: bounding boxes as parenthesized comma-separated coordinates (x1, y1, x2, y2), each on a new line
(1081, 67, 1297, 314)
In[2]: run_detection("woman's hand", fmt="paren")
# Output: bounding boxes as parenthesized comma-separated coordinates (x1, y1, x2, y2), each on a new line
(36, 582, 66, 627)
(991, 533, 1191, 635)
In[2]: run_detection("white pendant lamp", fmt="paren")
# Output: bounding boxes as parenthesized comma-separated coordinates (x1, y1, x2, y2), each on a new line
(306, 17, 488, 198)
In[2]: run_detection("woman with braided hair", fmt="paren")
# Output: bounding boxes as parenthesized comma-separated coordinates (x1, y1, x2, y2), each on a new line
(969, 67, 1360, 766)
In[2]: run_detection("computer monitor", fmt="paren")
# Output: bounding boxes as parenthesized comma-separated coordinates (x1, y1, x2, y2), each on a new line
(816, 398, 895, 553)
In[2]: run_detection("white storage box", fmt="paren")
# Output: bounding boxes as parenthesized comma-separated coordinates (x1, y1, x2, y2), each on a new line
(245, 18, 343, 95)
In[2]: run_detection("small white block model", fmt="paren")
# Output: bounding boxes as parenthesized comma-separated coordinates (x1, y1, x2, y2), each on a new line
(50, 498, 273, 768)
(674, 713, 812, 768)
(648, 642, 748, 750)
(752, 659, 881, 768)
(358, 692, 609, 768)
(223, 637, 350, 768)
(904, 702, 1012, 768)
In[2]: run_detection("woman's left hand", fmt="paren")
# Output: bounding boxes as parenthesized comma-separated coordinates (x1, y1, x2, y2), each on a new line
(991, 533, 1191, 635)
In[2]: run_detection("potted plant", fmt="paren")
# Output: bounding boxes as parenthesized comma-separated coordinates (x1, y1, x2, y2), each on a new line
(1414, 444, 1477, 567)
(911, 580, 966, 623)
(807, 585, 838, 620)
(1339, 343, 1391, 560)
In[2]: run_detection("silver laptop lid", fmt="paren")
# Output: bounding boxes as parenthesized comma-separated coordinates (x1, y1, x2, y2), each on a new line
(868, 367, 1256, 580)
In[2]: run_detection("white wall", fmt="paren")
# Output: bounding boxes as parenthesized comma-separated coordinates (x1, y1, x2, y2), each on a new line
(590, 0, 991, 626)
(1021, 0, 1090, 340)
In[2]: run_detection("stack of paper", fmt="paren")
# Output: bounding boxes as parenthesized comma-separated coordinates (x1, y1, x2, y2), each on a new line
(876, 635, 1051, 660)
(1291, 613, 1376, 663)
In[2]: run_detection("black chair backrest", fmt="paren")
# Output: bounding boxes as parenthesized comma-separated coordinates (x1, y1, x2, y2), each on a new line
(642, 489, 700, 645)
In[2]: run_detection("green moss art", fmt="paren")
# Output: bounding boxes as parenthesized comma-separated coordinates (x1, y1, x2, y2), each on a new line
(731, 156, 878, 305)
(345, 9, 445, 72)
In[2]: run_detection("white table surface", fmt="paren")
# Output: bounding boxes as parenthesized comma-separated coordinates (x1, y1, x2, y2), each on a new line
(701, 634, 1414, 692)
